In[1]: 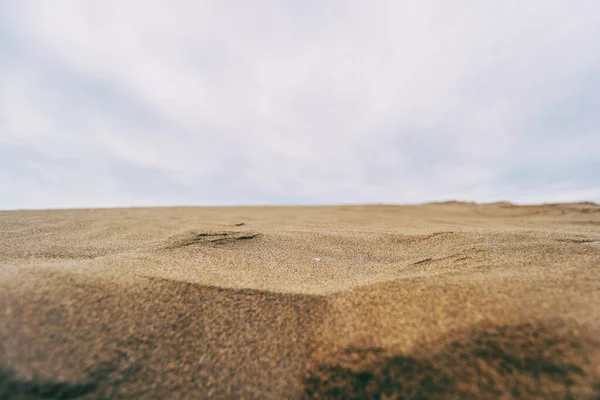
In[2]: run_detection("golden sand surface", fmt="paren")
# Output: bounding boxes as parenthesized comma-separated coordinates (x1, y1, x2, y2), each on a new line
(1, 202, 599, 398)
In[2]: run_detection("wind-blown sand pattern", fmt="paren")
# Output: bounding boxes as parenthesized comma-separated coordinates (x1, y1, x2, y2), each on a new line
(1, 202, 599, 399)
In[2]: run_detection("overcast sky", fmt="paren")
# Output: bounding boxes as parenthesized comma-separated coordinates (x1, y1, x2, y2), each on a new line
(1, 1, 599, 209)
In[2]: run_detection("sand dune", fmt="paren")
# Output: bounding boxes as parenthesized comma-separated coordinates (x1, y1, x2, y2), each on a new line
(1, 202, 599, 398)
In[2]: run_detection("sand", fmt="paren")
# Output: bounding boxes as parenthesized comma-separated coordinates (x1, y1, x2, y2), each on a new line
(0, 202, 599, 399)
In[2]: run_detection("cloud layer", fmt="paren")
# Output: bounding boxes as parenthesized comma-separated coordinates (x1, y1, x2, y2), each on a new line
(1, 1, 599, 209)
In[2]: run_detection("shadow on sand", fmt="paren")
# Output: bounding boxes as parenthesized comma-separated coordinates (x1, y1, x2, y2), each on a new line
(304, 319, 600, 399)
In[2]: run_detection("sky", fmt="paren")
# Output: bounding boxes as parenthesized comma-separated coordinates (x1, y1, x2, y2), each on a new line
(1, 1, 599, 209)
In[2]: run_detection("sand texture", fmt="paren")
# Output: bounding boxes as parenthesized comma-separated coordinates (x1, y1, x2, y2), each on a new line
(1, 202, 599, 399)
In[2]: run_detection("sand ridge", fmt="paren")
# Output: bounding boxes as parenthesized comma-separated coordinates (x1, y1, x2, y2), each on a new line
(1, 202, 599, 398)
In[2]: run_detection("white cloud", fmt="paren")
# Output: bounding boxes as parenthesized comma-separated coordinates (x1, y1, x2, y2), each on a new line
(1, 0, 599, 209)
